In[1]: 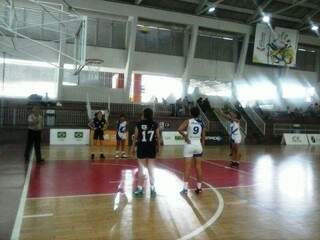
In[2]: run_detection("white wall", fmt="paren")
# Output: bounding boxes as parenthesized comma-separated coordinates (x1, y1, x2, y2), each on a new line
(191, 59, 236, 81)
(62, 85, 126, 103)
(134, 52, 184, 77)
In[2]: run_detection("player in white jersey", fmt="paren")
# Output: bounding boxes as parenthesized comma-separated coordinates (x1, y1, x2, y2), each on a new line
(115, 114, 128, 158)
(178, 107, 205, 194)
(219, 109, 242, 168)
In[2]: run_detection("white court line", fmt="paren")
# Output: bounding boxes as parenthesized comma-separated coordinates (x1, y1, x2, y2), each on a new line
(226, 200, 248, 205)
(157, 163, 224, 240)
(28, 192, 117, 200)
(23, 213, 54, 218)
(91, 162, 136, 168)
(10, 150, 34, 240)
(203, 160, 253, 175)
(215, 184, 257, 189)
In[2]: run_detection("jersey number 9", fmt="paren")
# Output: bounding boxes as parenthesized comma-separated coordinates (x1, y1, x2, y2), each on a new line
(193, 126, 200, 134)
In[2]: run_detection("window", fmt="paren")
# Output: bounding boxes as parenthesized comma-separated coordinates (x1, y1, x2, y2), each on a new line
(0, 58, 58, 99)
(141, 75, 182, 102)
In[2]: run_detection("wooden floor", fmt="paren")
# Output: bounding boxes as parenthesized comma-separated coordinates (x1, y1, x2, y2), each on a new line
(19, 145, 320, 240)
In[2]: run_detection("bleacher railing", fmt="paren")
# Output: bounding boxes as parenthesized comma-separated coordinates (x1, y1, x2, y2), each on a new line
(244, 107, 266, 135)
(195, 102, 210, 130)
(0, 103, 174, 128)
(227, 103, 248, 137)
(213, 109, 229, 133)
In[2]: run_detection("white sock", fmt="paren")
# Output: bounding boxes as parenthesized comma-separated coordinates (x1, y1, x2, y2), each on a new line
(183, 182, 188, 190)
(137, 185, 143, 190)
(197, 182, 202, 189)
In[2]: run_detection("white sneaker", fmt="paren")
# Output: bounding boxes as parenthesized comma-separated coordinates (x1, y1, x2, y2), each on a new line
(121, 153, 128, 158)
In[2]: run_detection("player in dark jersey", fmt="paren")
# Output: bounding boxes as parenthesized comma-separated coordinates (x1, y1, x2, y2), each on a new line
(88, 111, 107, 160)
(131, 108, 160, 198)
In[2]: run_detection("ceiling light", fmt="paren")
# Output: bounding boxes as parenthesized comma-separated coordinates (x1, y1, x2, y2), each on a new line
(208, 6, 215, 13)
(311, 25, 319, 31)
(262, 15, 270, 23)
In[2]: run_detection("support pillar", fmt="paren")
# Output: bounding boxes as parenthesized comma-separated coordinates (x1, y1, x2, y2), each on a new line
(124, 16, 138, 100)
(57, 4, 66, 101)
(133, 74, 142, 103)
(233, 33, 250, 102)
(182, 24, 198, 97)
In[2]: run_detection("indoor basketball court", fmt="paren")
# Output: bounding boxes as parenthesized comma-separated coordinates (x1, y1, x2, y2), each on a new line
(1, 0, 320, 240)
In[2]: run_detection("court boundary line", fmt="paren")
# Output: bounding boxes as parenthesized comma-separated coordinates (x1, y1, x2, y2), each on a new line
(23, 213, 54, 218)
(157, 162, 224, 240)
(27, 185, 257, 201)
(28, 192, 117, 200)
(203, 160, 253, 175)
(10, 150, 34, 240)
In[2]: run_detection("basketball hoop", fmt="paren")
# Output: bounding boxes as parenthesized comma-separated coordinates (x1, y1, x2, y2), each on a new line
(85, 58, 104, 81)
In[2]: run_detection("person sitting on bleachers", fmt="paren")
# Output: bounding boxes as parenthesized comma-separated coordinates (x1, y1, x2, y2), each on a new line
(287, 106, 295, 119)
(176, 98, 184, 116)
(315, 103, 320, 116)
(202, 98, 211, 113)
(197, 97, 203, 109)
(162, 98, 168, 106)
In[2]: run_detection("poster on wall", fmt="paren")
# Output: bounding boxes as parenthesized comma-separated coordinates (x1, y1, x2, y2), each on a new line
(281, 133, 309, 145)
(50, 129, 90, 145)
(205, 133, 225, 145)
(253, 23, 299, 67)
(307, 134, 320, 145)
(162, 131, 185, 145)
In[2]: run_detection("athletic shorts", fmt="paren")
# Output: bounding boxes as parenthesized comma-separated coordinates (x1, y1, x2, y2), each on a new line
(137, 144, 156, 159)
(116, 132, 126, 141)
(231, 136, 241, 144)
(93, 130, 104, 140)
(184, 143, 203, 158)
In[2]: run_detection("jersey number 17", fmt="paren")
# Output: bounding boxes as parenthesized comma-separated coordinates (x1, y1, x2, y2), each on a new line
(142, 130, 154, 142)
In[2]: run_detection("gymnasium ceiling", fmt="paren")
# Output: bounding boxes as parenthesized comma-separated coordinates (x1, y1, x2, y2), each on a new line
(103, 0, 320, 35)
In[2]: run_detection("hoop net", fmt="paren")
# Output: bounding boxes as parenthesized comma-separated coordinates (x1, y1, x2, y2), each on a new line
(85, 59, 104, 82)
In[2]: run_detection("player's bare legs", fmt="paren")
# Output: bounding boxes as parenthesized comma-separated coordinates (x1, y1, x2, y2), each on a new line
(98, 140, 105, 159)
(194, 157, 203, 193)
(181, 157, 192, 194)
(230, 144, 240, 167)
(92, 140, 104, 160)
(115, 140, 121, 158)
(146, 159, 156, 197)
(120, 140, 127, 158)
(134, 159, 146, 197)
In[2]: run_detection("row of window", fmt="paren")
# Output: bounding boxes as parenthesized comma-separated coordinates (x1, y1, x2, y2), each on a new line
(4, 8, 319, 72)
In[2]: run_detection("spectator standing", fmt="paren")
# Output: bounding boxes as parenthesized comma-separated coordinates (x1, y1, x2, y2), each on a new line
(24, 106, 44, 163)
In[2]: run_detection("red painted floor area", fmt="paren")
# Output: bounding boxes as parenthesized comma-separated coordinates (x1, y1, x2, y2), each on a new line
(28, 159, 256, 198)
